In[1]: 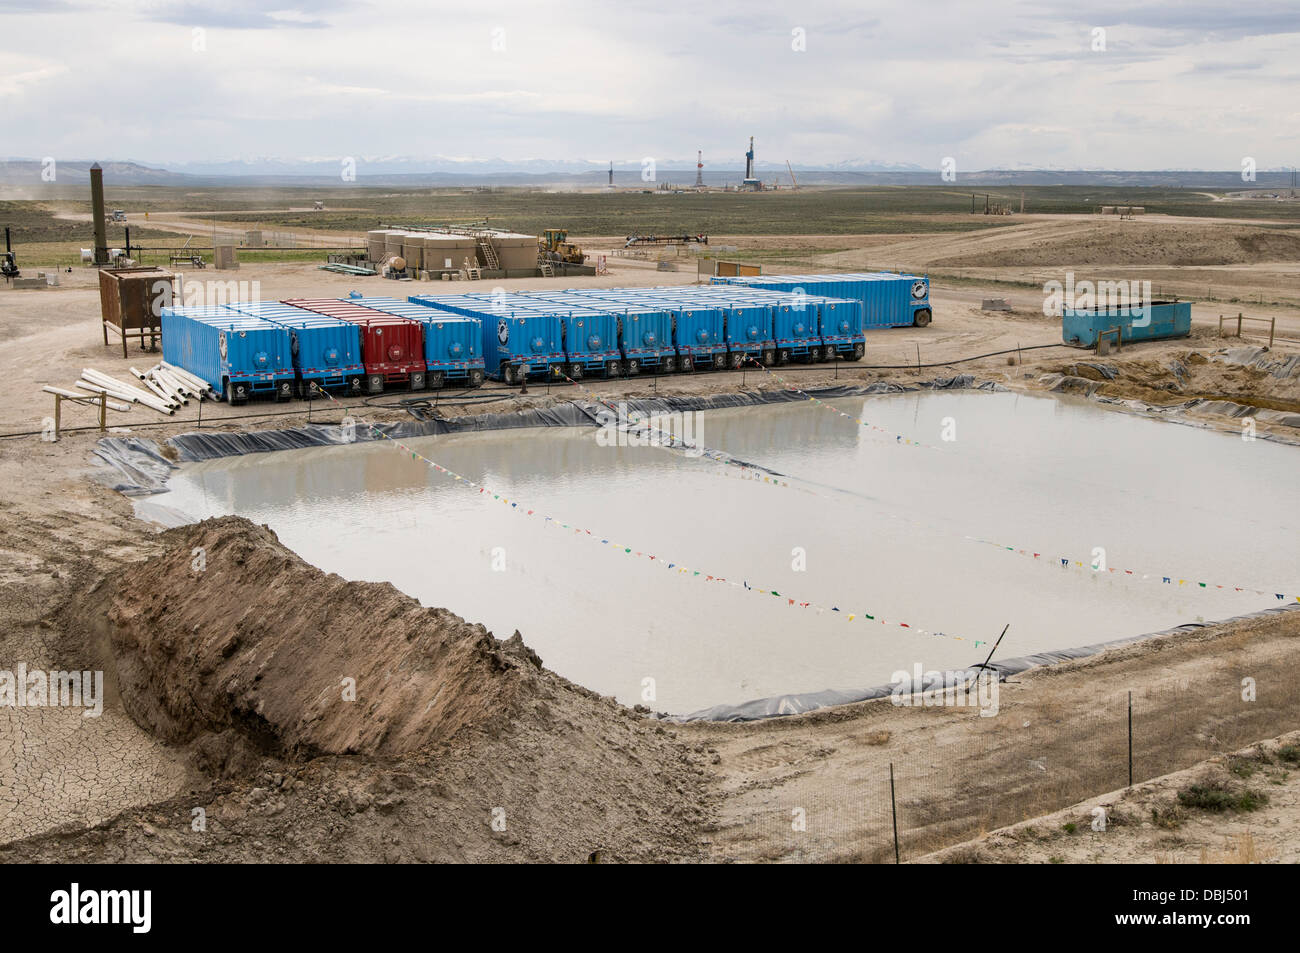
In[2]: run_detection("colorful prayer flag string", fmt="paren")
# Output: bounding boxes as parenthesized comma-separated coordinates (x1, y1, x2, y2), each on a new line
(309, 385, 978, 642)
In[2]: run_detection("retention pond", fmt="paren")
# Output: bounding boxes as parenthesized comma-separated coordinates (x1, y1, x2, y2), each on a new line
(158, 391, 1300, 716)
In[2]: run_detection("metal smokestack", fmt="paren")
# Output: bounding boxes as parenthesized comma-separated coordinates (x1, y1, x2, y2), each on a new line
(90, 162, 109, 265)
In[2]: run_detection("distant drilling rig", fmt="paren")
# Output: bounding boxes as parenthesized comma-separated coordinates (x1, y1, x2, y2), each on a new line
(741, 137, 762, 190)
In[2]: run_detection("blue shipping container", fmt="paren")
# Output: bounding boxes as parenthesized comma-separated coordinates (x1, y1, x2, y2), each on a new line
(347, 296, 485, 387)
(713, 272, 931, 328)
(410, 294, 564, 383)
(161, 306, 295, 404)
(1062, 301, 1191, 348)
(223, 301, 364, 395)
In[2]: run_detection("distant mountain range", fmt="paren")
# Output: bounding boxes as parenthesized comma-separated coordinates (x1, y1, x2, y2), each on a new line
(1, 158, 1296, 189)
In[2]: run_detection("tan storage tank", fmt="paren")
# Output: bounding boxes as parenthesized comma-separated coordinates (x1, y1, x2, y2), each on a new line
(384, 232, 406, 263)
(491, 232, 540, 271)
(367, 230, 389, 261)
(398, 232, 424, 271)
(421, 235, 463, 271)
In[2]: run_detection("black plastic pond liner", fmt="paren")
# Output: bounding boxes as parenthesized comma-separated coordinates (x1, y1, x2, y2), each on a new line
(93, 437, 177, 496)
(102, 380, 996, 479)
(674, 602, 1300, 722)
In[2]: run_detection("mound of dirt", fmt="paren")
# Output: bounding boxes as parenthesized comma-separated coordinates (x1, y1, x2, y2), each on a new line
(0, 515, 714, 861)
(935, 223, 1300, 268)
(107, 517, 540, 759)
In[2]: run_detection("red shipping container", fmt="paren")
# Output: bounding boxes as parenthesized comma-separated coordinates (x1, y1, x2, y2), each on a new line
(285, 298, 426, 393)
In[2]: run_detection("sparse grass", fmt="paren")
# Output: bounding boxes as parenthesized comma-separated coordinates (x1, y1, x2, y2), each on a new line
(1177, 777, 1269, 813)
(1062, 822, 1078, 834)
(1277, 744, 1300, 765)
(1198, 832, 1274, 864)
(1151, 803, 1185, 829)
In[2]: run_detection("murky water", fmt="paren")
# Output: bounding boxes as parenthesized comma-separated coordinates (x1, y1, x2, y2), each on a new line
(159, 392, 1300, 715)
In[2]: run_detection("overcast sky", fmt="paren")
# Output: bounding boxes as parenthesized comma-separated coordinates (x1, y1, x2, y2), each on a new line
(3, 0, 1298, 170)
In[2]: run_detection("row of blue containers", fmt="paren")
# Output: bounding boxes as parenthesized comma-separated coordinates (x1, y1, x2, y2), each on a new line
(160, 298, 487, 404)
(408, 286, 866, 381)
(711, 272, 932, 328)
(160, 274, 920, 400)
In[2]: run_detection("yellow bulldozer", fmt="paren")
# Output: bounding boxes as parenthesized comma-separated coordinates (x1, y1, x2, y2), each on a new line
(539, 228, 587, 265)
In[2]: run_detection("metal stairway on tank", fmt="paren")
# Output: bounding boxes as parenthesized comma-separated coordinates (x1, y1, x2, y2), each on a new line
(477, 236, 500, 271)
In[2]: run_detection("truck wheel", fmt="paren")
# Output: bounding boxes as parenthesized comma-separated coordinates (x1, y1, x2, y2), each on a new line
(275, 380, 292, 402)
(712, 353, 726, 369)
(729, 352, 744, 369)
(225, 380, 248, 406)
(625, 359, 640, 376)
(807, 346, 822, 362)
(367, 374, 384, 394)
(605, 360, 621, 378)
(913, 309, 932, 328)
(347, 375, 363, 395)
(428, 371, 445, 389)
(409, 371, 426, 391)
(852, 343, 865, 361)
(661, 356, 676, 374)
(762, 349, 775, 366)
(680, 356, 695, 373)
(777, 348, 791, 365)
(569, 363, 584, 381)
(468, 369, 484, 388)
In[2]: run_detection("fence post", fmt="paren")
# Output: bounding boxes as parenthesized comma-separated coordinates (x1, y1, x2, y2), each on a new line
(1127, 691, 1133, 788)
(890, 762, 900, 864)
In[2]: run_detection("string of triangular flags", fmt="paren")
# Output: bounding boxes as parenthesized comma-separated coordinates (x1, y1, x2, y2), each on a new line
(740, 355, 937, 449)
(728, 359, 1296, 604)
(312, 386, 990, 645)
(963, 535, 1299, 603)
(551, 368, 795, 489)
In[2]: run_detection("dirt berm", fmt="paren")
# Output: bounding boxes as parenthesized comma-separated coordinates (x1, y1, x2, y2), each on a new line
(3, 516, 712, 863)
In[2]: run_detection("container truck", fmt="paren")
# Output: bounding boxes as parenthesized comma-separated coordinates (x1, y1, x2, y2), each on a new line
(344, 296, 485, 388)
(284, 297, 426, 393)
(713, 271, 932, 329)
(410, 293, 565, 384)
(160, 305, 294, 405)
(223, 301, 364, 397)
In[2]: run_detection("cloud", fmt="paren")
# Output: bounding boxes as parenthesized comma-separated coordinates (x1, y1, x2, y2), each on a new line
(1, 0, 1299, 169)
(138, 1, 339, 29)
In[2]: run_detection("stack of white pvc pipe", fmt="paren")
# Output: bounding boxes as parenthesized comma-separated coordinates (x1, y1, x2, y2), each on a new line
(77, 369, 176, 416)
(156, 361, 215, 400)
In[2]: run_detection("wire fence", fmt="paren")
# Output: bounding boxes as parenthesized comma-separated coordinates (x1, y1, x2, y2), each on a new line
(725, 664, 1300, 863)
